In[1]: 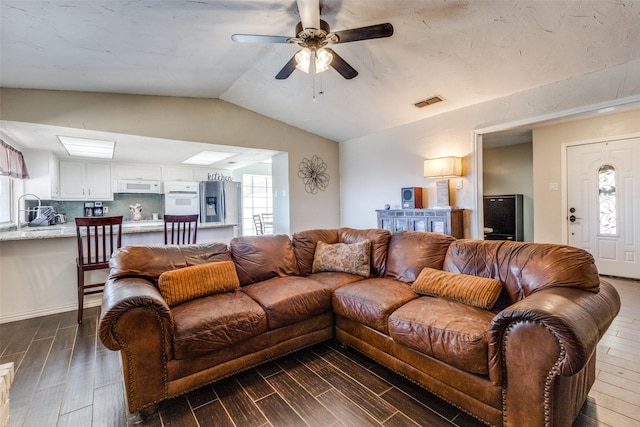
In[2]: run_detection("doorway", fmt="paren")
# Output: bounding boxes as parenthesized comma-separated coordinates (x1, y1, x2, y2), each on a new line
(482, 137, 534, 241)
(567, 138, 640, 279)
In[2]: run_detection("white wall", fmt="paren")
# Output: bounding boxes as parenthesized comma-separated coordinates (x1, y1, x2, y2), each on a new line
(340, 59, 640, 238)
(271, 153, 290, 235)
(0, 89, 340, 233)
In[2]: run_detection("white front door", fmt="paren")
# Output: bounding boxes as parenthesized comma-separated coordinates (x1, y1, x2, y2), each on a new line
(567, 138, 640, 279)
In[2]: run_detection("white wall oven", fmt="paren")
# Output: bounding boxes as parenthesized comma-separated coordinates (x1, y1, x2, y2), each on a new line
(164, 182, 199, 216)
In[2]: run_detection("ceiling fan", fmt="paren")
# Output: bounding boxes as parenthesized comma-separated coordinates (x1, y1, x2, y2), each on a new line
(231, 0, 393, 80)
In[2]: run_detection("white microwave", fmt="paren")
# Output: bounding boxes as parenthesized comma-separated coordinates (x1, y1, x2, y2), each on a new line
(116, 180, 162, 194)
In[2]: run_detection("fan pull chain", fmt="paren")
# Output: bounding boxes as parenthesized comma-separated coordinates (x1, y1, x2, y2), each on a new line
(312, 50, 317, 102)
(311, 64, 324, 102)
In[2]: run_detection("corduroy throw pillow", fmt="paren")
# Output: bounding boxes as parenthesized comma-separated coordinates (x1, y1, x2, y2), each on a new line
(158, 261, 240, 307)
(312, 240, 371, 278)
(411, 267, 503, 310)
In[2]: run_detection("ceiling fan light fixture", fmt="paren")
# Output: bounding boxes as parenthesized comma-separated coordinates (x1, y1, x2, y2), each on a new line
(295, 48, 311, 73)
(315, 48, 333, 73)
(295, 47, 332, 74)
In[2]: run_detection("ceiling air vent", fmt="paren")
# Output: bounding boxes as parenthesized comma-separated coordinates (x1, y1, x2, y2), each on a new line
(414, 96, 444, 108)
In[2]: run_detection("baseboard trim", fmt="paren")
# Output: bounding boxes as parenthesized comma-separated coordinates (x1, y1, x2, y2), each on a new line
(0, 297, 102, 324)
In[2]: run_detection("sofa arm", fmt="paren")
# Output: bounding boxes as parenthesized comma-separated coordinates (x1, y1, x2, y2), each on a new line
(487, 280, 620, 426)
(99, 277, 174, 412)
(99, 277, 173, 350)
(489, 280, 619, 382)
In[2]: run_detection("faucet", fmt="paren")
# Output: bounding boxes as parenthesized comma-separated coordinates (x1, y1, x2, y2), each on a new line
(17, 193, 42, 231)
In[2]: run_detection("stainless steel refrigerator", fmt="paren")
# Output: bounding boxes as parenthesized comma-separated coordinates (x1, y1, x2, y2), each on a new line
(199, 181, 242, 226)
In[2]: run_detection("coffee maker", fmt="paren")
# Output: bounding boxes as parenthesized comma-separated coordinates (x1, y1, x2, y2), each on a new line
(83, 201, 104, 217)
(84, 202, 95, 217)
(93, 201, 104, 217)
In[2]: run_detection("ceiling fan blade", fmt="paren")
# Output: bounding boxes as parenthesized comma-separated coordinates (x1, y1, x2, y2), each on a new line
(231, 34, 293, 44)
(325, 48, 358, 79)
(297, 0, 320, 30)
(275, 54, 298, 80)
(331, 23, 394, 43)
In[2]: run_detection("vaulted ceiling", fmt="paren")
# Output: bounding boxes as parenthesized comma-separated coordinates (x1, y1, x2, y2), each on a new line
(2, 0, 640, 147)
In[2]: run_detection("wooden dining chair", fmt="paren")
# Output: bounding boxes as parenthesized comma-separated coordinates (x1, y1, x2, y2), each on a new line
(164, 214, 199, 245)
(75, 216, 123, 324)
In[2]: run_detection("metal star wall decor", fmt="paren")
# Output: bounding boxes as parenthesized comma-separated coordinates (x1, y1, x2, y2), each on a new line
(298, 155, 329, 194)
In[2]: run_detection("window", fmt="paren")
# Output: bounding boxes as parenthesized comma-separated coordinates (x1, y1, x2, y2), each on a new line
(0, 175, 11, 224)
(598, 164, 617, 235)
(242, 174, 272, 235)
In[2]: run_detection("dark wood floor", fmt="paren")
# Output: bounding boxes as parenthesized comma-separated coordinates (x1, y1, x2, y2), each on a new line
(0, 276, 638, 427)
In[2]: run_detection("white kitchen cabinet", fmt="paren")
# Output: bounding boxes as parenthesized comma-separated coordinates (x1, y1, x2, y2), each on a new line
(162, 166, 194, 182)
(115, 164, 162, 181)
(22, 150, 60, 199)
(59, 160, 112, 200)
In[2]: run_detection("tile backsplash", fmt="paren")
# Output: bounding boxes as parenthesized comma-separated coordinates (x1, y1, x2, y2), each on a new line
(26, 194, 165, 223)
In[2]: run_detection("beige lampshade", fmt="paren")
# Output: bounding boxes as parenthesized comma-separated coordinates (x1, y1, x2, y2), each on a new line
(423, 156, 462, 178)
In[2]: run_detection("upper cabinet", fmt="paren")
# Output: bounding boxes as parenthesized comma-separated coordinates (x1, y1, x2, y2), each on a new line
(59, 160, 112, 200)
(115, 164, 162, 181)
(162, 166, 194, 182)
(22, 150, 60, 199)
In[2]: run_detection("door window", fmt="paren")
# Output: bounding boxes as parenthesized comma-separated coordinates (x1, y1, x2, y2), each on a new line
(598, 164, 617, 235)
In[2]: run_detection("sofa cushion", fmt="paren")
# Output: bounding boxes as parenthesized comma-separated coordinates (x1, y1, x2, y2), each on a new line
(412, 267, 503, 310)
(332, 278, 418, 334)
(312, 240, 371, 278)
(157, 260, 240, 307)
(384, 231, 456, 283)
(307, 271, 366, 291)
(338, 228, 391, 278)
(241, 276, 333, 329)
(172, 290, 268, 359)
(389, 297, 495, 375)
(109, 243, 231, 283)
(230, 235, 300, 286)
(292, 229, 340, 276)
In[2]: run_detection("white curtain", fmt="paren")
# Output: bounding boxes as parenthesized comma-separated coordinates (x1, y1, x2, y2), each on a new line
(0, 139, 30, 179)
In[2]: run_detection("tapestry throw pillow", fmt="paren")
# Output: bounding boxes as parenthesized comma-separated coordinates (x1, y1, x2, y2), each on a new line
(312, 240, 371, 278)
(412, 267, 503, 310)
(158, 260, 240, 307)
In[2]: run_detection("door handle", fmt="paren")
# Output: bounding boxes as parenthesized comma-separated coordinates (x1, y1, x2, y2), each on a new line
(569, 215, 582, 223)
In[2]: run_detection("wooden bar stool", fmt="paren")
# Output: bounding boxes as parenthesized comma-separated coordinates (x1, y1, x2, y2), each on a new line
(261, 213, 273, 234)
(164, 214, 198, 244)
(75, 216, 123, 324)
(253, 214, 264, 235)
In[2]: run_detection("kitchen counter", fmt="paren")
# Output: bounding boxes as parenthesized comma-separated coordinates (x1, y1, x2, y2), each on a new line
(0, 220, 239, 323)
(0, 220, 238, 242)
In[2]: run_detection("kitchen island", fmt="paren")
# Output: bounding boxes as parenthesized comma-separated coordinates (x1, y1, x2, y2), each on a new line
(0, 220, 238, 323)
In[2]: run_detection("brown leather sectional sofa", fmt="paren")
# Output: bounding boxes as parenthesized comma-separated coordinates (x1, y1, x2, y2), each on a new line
(98, 228, 620, 426)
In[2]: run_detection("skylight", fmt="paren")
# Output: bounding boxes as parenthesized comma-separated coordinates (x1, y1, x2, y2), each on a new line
(58, 136, 115, 159)
(181, 150, 235, 165)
